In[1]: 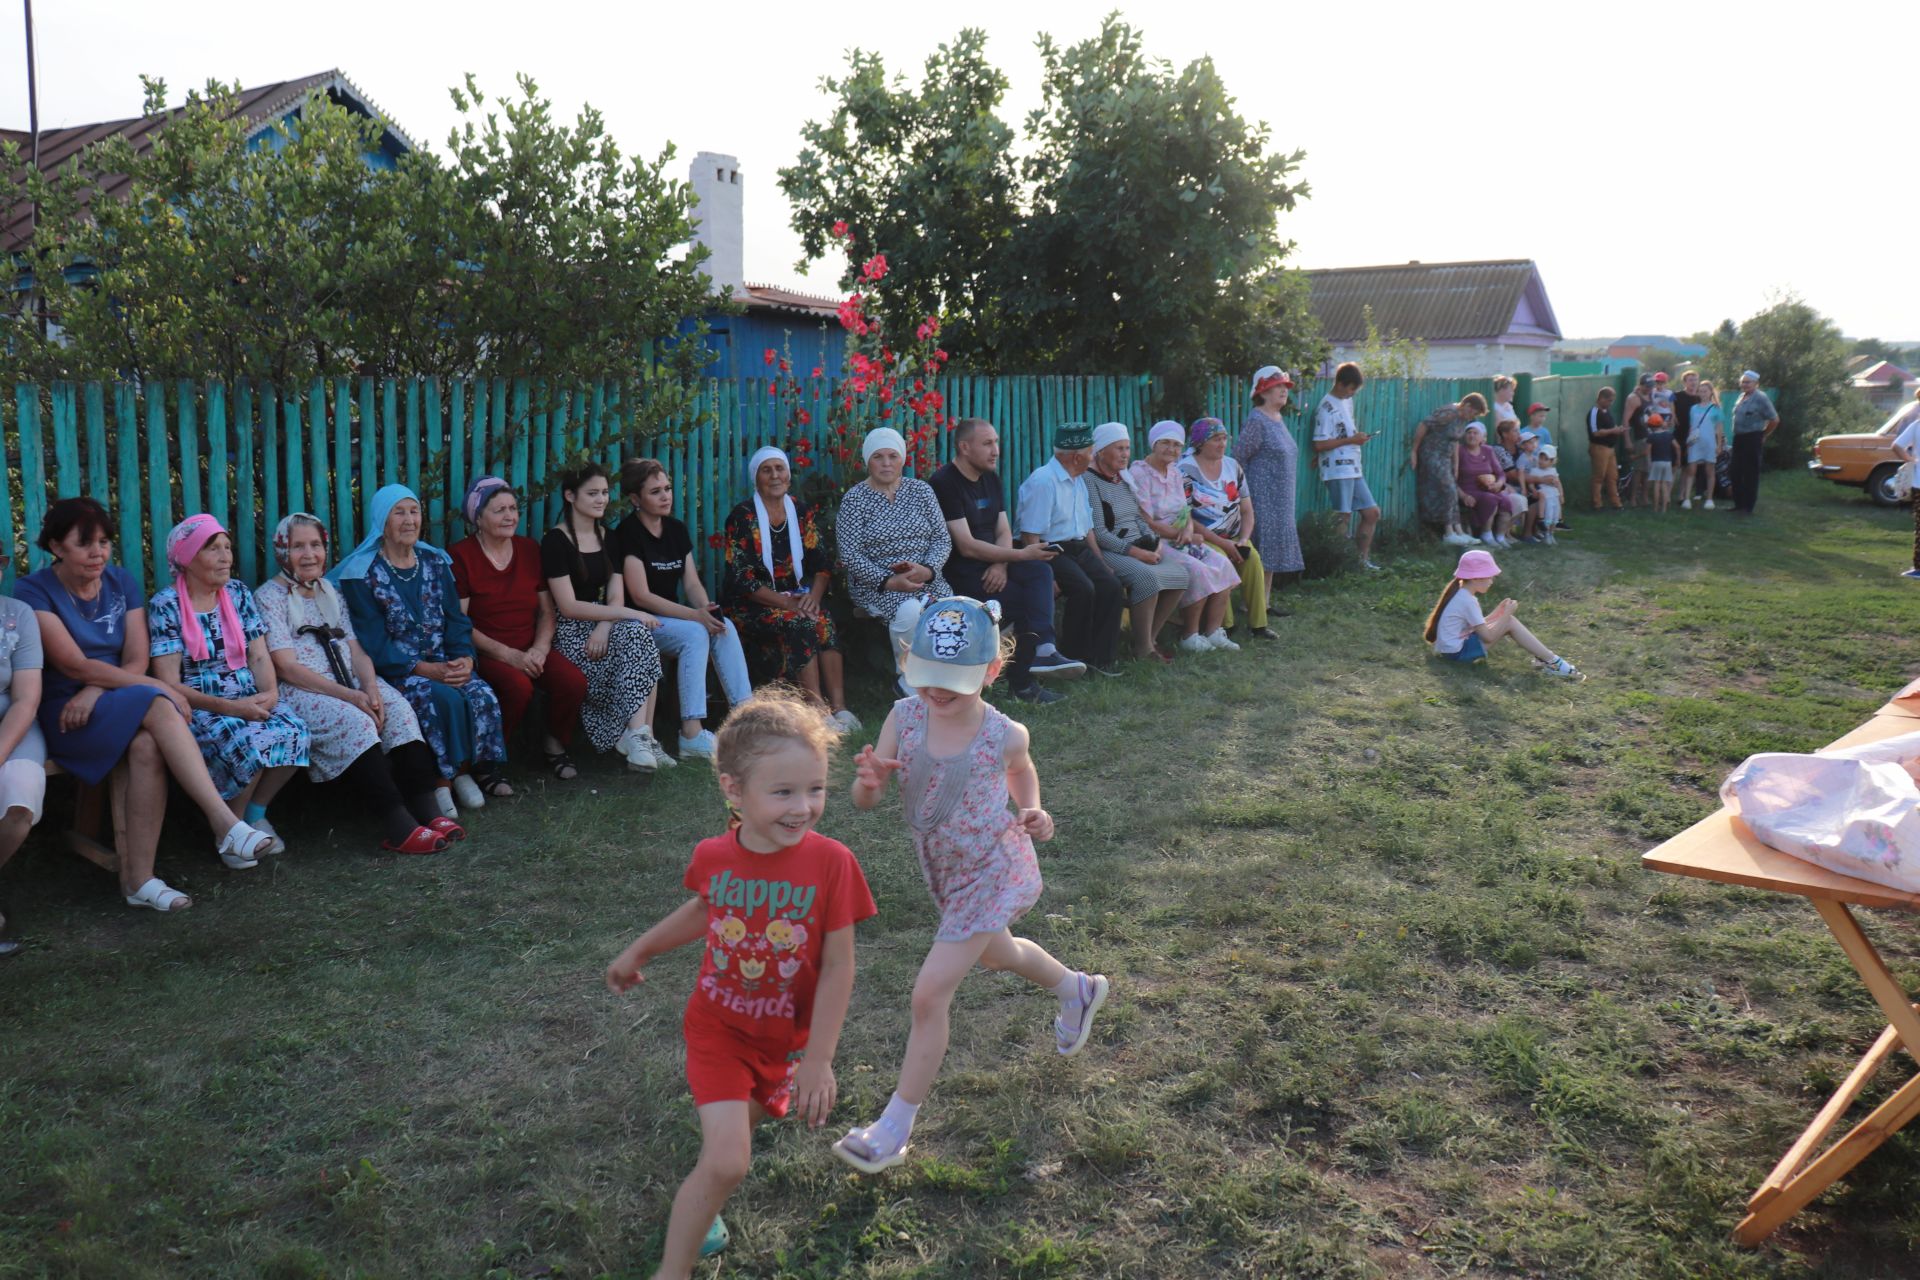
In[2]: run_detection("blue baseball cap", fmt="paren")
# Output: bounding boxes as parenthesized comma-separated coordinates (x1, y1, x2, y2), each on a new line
(904, 597, 1001, 694)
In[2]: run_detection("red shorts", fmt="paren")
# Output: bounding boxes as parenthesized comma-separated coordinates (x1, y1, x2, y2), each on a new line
(683, 1015, 801, 1117)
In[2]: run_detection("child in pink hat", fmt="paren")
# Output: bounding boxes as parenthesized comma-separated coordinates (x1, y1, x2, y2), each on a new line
(1422, 549, 1581, 677)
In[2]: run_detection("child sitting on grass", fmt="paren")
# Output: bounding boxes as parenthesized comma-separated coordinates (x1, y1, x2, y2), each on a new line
(606, 686, 876, 1278)
(1424, 549, 1581, 678)
(832, 596, 1109, 1175)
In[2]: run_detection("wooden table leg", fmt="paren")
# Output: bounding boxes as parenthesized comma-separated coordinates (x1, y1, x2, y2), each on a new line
(1733, 899, 1920, 1245)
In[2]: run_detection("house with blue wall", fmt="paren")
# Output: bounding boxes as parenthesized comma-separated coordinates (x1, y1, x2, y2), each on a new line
(4, 70, 414, 269)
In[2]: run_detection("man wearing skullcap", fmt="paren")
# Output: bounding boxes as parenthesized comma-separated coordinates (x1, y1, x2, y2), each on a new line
(1015, 423, 1124, 675)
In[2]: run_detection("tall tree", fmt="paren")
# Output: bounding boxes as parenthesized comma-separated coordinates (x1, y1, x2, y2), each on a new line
(1707, 295, 1855, 464)
(1003, 15, 1315, 409)
(777, 31, 1017, 361)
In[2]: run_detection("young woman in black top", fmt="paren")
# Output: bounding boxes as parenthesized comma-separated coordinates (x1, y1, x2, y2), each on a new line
(543, 464, 668, 771)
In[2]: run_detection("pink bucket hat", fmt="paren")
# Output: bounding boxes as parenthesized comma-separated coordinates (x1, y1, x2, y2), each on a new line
(1454, 549, 1501, 580)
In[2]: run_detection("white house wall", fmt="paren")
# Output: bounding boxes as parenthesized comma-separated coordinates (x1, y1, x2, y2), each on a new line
(1331, 342, 1550, 379)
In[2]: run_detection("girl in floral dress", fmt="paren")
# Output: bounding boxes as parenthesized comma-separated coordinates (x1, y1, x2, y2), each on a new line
(832, 596, 1110, 1175)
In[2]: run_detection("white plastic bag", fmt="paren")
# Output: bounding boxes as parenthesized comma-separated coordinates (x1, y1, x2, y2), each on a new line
(1896, 462, 1915, 501)
(1721, 728, 1920, 893)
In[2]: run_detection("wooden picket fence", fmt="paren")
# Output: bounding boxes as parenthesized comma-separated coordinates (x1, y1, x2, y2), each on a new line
(3, 371, 1648, 595)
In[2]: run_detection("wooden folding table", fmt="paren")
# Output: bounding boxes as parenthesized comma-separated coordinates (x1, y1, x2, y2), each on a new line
(1643, 710, 1920, 1245)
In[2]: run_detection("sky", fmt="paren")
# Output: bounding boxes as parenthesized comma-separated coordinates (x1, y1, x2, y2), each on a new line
(6, 0, 1917, 343)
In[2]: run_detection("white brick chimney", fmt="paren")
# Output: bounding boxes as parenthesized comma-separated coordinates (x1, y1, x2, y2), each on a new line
(690, 151, 744, 299)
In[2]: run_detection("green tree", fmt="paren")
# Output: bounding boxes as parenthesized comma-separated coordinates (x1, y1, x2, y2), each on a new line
(1355, 304, 1429, 381)
(1003, 14, 1316, 413)
(777, 31, 1017, 361)
(1707, 295, 1853, 464)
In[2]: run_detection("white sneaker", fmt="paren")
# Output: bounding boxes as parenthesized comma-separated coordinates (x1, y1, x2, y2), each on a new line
(1480, 532, 1498, 547)
(1206, 628, 1240, 652)
(1179, 633, 1213, 654)
(616, 730, 656, 773)
(830, 708, 862, 734)
(1703, 499, 1716, 510)
(1542, 532, 1557, 546)
(679, 730, 717, 759)
(1679, 497, 1691, 510)
(452, 774, 487, 808)
(1362, 559, 1383, 571)
(645, 731, 678, 769)
(1444, 531, 1476, 547)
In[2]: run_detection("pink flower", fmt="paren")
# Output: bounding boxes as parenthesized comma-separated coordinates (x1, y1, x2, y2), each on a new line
(763, 349, 777, 365)
(861, 254, 888, 282)
(831, 220, 848, 238)
(810, 366, 823, 379)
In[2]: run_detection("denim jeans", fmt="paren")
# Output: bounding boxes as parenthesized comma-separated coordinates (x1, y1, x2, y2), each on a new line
(651, 615, 753, 724)
(945, 556, 1058, 686)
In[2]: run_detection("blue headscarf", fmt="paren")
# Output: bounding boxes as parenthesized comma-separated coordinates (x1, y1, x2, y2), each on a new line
(328, 483, 448, 583)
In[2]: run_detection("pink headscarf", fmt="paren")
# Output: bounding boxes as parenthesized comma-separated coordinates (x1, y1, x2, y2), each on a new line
(165, 514, 248, 671)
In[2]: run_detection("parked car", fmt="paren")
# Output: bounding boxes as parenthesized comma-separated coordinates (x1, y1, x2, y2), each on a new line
(1809, 407, 1912, 506)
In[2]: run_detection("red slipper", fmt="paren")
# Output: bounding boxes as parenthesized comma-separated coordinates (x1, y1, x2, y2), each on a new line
(382, 827, 449, 855)
(428, 817, 466, 842)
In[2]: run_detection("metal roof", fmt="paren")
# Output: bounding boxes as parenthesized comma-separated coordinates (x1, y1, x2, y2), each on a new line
(4, 70, 417, 256)
(734, 282, 840, 318)
(1305, 259, 1558, 344)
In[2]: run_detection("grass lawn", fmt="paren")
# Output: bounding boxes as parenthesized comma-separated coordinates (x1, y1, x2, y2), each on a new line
(8, 471, 1920, 1279)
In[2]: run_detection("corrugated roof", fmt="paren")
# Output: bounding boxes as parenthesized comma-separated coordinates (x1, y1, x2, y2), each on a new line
(1853, 360, 1916, 387)
(4, 70, 415, 256)
(734, 282, 840, 318)
(1305, 259, 1554, 344)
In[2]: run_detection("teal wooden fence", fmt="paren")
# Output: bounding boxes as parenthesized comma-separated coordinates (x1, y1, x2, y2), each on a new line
(4, 372, 1711, 595)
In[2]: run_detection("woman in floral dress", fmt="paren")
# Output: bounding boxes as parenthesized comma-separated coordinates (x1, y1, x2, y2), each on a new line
(720, 445, 857, 733)
(147, 514, 310, 854)
(1128, 422, 1240, 650)
(1408, 393, 1487, 545)
(255, 513, 456, 854)
(1234, 365, 1303, 615)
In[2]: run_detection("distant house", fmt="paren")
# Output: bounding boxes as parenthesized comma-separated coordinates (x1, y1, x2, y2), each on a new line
(687, 151, 843, 382)
(1851, 360, 1919, 414)
(4, 70, 415, 260)
(1305, 259, 1562, 378)
(1606, 334, 1709, 363)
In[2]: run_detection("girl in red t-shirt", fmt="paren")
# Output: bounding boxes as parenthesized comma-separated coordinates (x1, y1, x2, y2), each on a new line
(606, 686, 874, 1277)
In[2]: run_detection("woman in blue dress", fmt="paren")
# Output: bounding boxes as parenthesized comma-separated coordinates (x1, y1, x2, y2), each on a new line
(1234, 365, 1303, 629)
(14, 498, 275, 903)
(147, 514, 311, 855)
(335, 485, 509, 813)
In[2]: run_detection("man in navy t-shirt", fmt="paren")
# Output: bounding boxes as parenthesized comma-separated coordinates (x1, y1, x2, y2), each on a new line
(927, 418, 1084, 702)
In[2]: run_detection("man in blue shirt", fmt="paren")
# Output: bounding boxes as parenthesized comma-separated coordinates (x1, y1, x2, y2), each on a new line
(1016, 423, 1124, 674)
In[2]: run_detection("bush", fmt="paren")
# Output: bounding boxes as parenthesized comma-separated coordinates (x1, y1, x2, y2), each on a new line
(1295, 511, 1357, 580)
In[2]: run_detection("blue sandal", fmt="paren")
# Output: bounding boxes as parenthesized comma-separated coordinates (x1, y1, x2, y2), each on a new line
(700, 1215, 730, 1258)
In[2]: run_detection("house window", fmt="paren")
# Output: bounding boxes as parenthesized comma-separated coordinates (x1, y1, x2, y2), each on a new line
(716, 167, 724, 181)
(730, 170, 738, 184)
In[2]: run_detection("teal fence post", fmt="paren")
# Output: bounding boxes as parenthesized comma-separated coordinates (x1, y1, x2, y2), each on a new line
(333, 378, 354, 550)
(232, 383, 257, 582)
(382, 380, 400, 487)
(510, 379, 531, 511)
(261, 384, 281, 547)
(145, 381, 172, 590)
(284, 391, 305, 538)
(18, 386, 47, 574)
(422, 380, 442, 544)
(410, 380, 428, 497)
(309, 380, 331, 536)
(84, 382, 109, 506)
(177, 378, 201, 520)
(114, 384, 141, 579)
(206, 382, 230, 532)
(51, 382, 80, 500)
(357, 378, 376, 533)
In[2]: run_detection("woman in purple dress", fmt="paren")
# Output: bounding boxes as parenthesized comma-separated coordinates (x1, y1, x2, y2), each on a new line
(1235, 365, 1303, 625)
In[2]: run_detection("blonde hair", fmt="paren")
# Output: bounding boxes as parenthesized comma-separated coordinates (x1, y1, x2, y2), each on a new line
(713, 684, 839, 787)
(1492, 376, 1516, 393)
(1423, 579, 1464, 644)
(1696, 380, 1716, 399)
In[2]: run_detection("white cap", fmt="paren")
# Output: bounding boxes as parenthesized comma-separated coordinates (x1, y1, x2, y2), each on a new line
(862, 427, 907, 462)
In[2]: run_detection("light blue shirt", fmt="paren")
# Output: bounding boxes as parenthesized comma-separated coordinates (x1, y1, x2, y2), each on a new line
(1015, 456, 1094, 542)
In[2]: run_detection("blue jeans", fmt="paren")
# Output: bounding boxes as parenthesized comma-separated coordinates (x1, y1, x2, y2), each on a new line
(651, 615, 753, 724)
(945, 557, 1057, 686)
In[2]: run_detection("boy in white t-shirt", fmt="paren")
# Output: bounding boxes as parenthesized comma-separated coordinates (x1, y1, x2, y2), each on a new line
(1312, 362, 1382, 570)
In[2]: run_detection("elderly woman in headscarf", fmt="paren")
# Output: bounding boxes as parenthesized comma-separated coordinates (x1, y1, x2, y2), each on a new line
(146, 513, 311, 853)
(1083, 421, 1189, 663)
(1128, 421, 1242, 652)
(721, 445, 857, 732)
(256, 513, 455, 854)
(334, 483, 510, 812)
(836, 427, 953, 690)
(1179, 417, 1266, 651)
(1454, 420, 1517, 546)
(1234, 366, 1302, 627)
(448, 476, 589, 781)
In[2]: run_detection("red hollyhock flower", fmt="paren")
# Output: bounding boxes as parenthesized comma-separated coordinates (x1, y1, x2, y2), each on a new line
(861, 254, 888, 282)
(810, 367, 823, 379)
(763, 349, 777, 365)
(797, 409, 812, 426)
(707, 534, 726, 549)
(831, 220, 849, 238)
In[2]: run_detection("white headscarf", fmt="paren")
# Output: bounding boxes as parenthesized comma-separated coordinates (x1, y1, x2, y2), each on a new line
(1091, 422, 1130, 454)
(1147, 421, 1185, 449)
(747, 446, 805, 590)
(862, 427, 907, 463)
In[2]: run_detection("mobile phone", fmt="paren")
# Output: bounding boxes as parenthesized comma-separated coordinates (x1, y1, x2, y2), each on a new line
(890, 561, 915, 574)
(1043, 543, 1066, 555)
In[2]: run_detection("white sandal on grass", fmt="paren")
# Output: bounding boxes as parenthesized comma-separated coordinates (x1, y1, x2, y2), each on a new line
(832, 1122, 911, 1175)
(252, 817, 287, 856)
(217, 821, 269, 869)
(125, 877, 192, 912)
(451, 774, 486, 810)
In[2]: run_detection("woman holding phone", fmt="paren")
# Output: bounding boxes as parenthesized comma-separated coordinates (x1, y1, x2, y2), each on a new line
(615, 458, 754, 760)
(835, 427, 953, 690)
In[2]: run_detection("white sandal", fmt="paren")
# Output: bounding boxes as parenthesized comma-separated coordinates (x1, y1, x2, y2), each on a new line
(126, 877, 193, 912)
(217, 820, 269, 869)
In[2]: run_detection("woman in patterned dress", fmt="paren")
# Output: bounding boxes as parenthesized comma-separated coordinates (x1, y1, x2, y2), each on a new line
(147, 514, 311, 855)
(1409, 393, 1487, 545)
(18, 498, 274, 892)
(836, 427, 952, 688)
(1234, 365, 1302, 626)
(540, 464, 669, 772)
(720, 446, 858, 733)
(1083, 422, 1189, 662)
(1179, 419, 1265, 650)
(255, 513, 456, 854)
(334, 484, 510, 813)
(1127, 422, 1240, 651)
